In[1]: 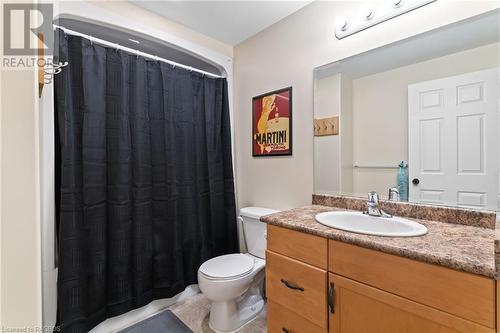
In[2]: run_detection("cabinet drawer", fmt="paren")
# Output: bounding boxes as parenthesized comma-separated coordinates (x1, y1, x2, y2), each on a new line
(267, 224, 328, 269)
(268, 300, 326, 333)
(266, 250, 328, 328)
(329, 240, 495, 328)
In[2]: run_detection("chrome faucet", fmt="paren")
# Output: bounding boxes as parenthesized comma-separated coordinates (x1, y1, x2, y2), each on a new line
(364, 192, 392, 218)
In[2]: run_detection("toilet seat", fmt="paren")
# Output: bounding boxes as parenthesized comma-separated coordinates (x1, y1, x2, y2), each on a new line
(199, 254, 255, 280)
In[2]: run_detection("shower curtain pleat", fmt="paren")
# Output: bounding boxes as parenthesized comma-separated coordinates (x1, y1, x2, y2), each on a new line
(54, 29, 238, 333)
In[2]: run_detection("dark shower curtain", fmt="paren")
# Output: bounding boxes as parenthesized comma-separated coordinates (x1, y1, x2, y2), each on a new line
(54, 30, 238, 333)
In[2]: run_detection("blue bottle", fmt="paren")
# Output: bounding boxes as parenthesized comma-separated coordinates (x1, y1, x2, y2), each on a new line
(397, 161, 409, 202)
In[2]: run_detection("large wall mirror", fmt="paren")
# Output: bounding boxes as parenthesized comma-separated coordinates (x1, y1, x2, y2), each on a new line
(313, 9, 499, 211)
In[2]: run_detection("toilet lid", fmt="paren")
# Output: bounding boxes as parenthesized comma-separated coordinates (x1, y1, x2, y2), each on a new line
(199, 254, 254, 279)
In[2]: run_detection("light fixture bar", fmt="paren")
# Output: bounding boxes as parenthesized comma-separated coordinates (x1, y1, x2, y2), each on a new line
(335, 0, 437, 40)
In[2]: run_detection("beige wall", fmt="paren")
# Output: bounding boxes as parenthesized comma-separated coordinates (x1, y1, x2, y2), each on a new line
(314, 73, 354, 195)
(1, 69, 42, 329)
(314, 74, 341, 194)
(234, 1, 500, 210)
(340, 75, 354, 195)
(0, 0, 43, 327)
(351, 42, 500, 197)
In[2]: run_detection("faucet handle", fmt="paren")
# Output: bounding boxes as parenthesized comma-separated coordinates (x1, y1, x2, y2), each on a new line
(367, 191, 379, 204)
(388, 187, 400, 202)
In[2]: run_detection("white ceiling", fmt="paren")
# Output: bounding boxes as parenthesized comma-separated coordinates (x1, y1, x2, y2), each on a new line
(130, 1, 312, 46)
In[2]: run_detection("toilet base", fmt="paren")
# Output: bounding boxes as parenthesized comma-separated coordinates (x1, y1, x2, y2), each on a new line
(208, 294, 265, 333)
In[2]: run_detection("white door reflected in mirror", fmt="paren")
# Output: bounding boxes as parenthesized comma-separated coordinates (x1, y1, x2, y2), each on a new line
(408, 68, 499, 210)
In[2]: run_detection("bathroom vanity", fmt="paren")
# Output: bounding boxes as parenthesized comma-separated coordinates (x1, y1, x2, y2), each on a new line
(263, 203, 497, 333)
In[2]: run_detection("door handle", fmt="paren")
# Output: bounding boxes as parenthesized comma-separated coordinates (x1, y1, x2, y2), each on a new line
(282, 328, 290, 333)
(280, 279, 304, 292)
(412, 178, 420, 185)
(328, 282, 335, 314)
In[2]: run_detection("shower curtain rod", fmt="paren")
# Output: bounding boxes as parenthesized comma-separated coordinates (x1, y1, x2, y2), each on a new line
(53, 24, 225, 79)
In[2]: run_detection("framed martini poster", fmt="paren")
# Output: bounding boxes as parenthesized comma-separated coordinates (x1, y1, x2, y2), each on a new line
(252, 87, 292, 157)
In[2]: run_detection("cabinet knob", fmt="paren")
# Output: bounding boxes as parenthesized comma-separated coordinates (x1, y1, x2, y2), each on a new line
(412, 178, 420, 185)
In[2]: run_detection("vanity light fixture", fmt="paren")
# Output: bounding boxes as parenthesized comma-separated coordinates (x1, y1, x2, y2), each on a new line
(335, 0, 437, 39)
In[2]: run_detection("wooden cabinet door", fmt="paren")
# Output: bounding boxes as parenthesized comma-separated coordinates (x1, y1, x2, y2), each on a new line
(328, 273, 493, 333)
(329, 240, 495, 328)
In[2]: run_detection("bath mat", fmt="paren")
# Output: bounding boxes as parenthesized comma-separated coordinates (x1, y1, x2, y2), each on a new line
(118, 310, 193, 333)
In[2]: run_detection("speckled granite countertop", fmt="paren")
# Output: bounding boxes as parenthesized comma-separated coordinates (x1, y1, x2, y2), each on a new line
(261, 205, 496, 278)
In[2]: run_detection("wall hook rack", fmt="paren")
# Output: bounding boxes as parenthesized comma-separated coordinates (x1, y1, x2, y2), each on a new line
(43, 61, 68, 84)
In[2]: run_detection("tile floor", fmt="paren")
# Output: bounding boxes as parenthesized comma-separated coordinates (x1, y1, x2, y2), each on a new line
(169, 293, 267, 333)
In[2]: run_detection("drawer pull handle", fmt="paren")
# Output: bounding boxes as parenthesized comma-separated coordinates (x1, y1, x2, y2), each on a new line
(282, 328, 290, 333)
(280, 279, 304, 292)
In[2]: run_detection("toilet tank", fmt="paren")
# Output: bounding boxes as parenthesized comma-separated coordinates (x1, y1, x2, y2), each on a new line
(240, 207, 280, 259)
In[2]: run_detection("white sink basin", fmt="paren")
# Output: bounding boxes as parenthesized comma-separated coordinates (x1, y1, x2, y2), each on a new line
(315, 211, 428, 237)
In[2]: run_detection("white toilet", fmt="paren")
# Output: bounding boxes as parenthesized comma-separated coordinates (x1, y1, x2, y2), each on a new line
(198, 207, 279, 333)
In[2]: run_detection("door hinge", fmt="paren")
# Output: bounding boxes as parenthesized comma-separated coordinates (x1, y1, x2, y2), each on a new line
(328, 282, 335, 314)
